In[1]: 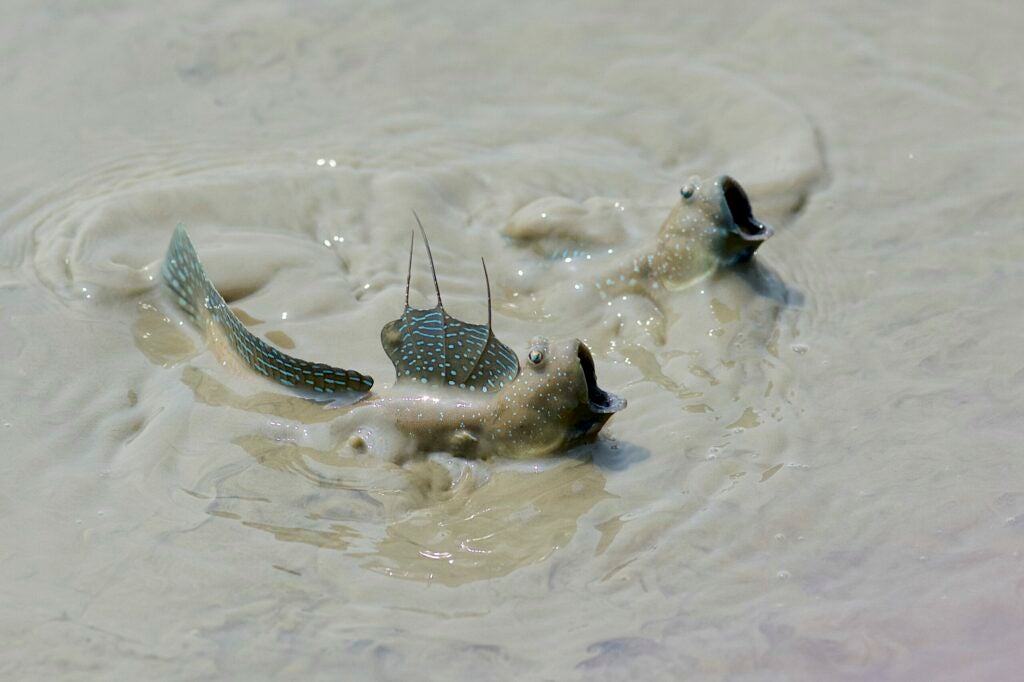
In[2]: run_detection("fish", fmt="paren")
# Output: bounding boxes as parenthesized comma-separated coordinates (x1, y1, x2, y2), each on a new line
(637, 174, 774, 291)
(162, 219, 625, 461)
(510, 175, 774, 296)
(500, 175, 775, 345)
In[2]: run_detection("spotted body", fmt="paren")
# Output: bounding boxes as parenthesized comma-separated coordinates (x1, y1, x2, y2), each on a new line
(610, 175, 774, 293)
(500, 176, 775, 346)
(162, 222, 624, 460)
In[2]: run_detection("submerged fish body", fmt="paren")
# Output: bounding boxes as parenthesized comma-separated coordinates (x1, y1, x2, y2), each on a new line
(162, 224, 625, 460)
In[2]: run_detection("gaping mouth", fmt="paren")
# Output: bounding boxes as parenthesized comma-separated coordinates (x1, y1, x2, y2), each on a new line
(722, 177, 774, 242)
(577, 343, 626, 414)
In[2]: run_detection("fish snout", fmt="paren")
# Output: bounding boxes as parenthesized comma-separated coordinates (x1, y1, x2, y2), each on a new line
(573, 340, 626, 415)
(719, 176, 773, 242)
(714, 175, 773, 264)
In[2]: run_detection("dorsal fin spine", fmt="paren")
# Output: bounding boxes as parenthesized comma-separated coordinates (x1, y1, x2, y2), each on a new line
(405, 230, 415, 308)
(412, 210, 443, 308)
(481, 257, 492, 332)
(456, 258, 494, 386)
(412, 211, 447, 380)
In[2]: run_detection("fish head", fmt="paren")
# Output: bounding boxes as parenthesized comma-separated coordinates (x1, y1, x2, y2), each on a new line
(662, 175, 774, 266)
(496, 336, 625, 457)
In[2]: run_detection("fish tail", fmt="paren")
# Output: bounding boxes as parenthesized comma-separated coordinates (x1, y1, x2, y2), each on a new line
(162, 225, 374, 396)
(162, 225, 209, 323)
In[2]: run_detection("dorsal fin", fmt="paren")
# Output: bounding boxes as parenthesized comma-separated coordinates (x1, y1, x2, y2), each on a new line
(380, 216, 520, 393)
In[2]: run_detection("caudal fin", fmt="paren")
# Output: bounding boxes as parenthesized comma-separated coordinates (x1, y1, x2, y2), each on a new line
(162, 225, 374, 397)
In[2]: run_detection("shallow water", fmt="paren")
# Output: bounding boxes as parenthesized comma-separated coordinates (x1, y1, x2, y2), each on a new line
(2, 1, 1023, 679)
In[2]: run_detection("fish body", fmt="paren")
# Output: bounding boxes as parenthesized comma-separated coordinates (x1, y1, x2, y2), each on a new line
(582, 175, 774, 296)
(647, 174, 773, 288)
(507, 175, 773, 297)
(498, 176, 774, 346)
(329, 337, 621, 461)
(162, 224, 624, 460)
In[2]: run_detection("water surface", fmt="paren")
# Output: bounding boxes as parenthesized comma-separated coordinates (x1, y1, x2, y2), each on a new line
(1, 1, 1023, 679)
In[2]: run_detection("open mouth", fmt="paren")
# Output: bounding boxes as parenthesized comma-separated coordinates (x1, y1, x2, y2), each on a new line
(722, 177, 774, 241)
(577, 343, 626, 414)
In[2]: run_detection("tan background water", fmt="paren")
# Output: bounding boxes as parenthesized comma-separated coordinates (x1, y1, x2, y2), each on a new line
(2, 1, 1023, 679)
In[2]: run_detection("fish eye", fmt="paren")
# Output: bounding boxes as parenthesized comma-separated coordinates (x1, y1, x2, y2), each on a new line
(528, 349, 544, 364)
(680, 183, 696, 200)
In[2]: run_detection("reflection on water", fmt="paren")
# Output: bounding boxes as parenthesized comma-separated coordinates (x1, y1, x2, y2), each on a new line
(365, 459, 610, 585)
(132, 301, 195, 367)
(263, 329, 296, 349)
(203, 433, 613, 586)
(182, 366, 343, 424)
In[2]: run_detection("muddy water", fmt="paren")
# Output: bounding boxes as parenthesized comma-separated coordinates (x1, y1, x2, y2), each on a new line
(2, 1, 1023, 679)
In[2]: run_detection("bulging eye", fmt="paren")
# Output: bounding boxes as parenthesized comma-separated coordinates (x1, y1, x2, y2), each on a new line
(680, 183, 696, 200)
(528, 349, 544, 364)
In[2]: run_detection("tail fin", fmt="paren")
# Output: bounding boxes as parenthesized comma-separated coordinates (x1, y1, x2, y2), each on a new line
(162, 225, 374, 397)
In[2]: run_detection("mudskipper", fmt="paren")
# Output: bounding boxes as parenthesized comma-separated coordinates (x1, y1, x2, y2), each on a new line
(163, 220, 625, 461)
(503, 175, 775, 345)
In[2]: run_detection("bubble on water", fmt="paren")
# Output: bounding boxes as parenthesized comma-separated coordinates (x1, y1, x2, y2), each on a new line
(776, 570, 791, 580)
(791, 343, 809, 354)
